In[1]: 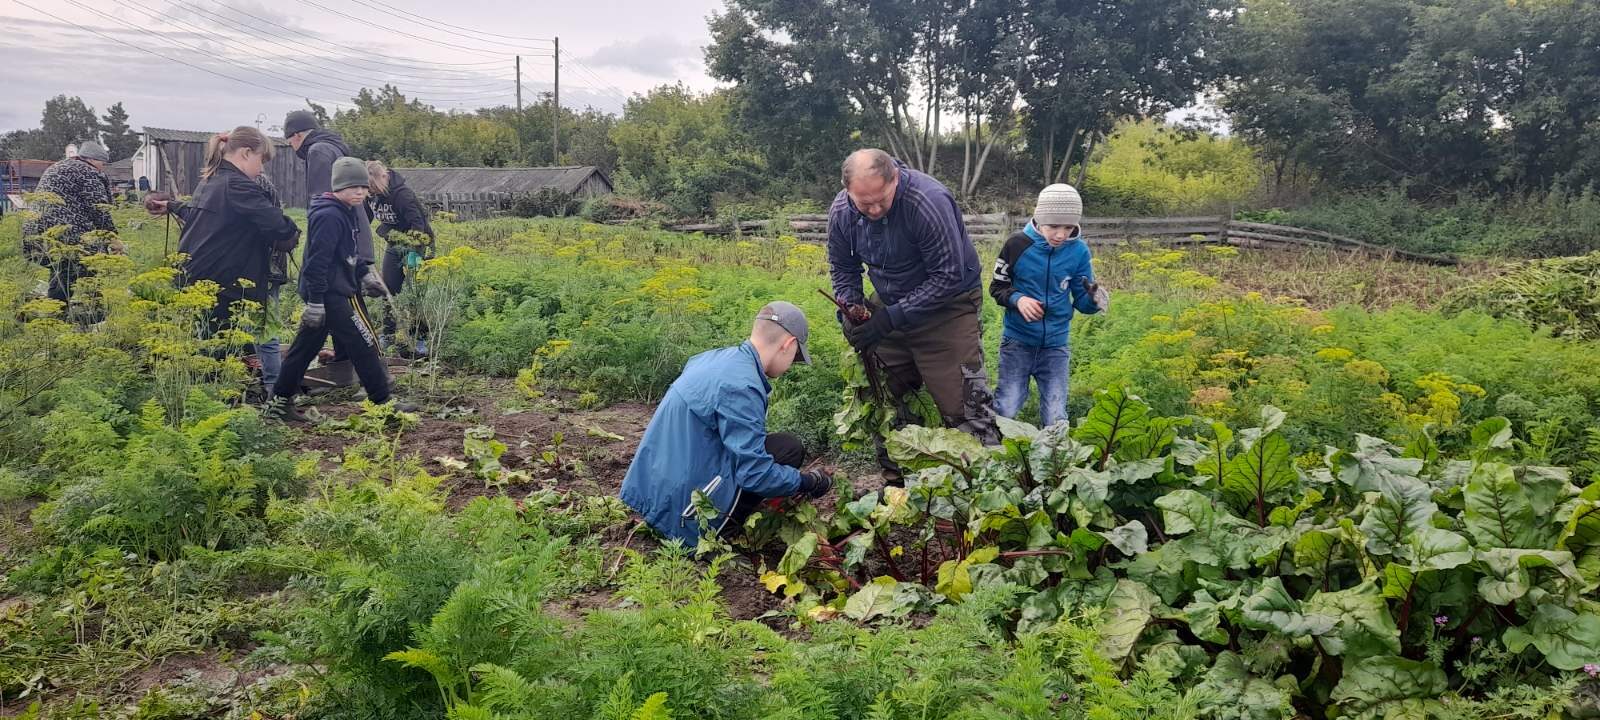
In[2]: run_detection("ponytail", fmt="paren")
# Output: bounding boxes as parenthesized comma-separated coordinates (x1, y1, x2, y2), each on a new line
(202, 126, 274, 178)
(366, 160, 390, 196)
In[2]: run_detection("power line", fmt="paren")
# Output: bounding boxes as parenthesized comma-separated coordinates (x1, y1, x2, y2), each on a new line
(126, 0, 518, 97)
(54, 0, 516, 109)
(172, 0, 523, 85)
(6, 0, 345, 107)
(61, 0, 377, 99)
(292, 0, 538, 59)
(567, 59, 633, 107)
(342, 0, 554, 48)
(210, 0, 513, 69)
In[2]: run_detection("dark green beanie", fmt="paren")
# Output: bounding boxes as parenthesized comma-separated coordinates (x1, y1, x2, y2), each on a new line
(331, 157, 368, 192)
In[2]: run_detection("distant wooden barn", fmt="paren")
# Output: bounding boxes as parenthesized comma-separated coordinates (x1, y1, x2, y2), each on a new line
(394, 166, 613, 219)
(140, 127, 308, 208)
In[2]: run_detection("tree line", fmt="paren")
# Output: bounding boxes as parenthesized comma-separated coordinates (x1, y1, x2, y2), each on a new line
(1, 95, 141, 164)
(6, 0, 1598, 218)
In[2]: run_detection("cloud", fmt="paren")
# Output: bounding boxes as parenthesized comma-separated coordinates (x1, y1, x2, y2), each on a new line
(582, 35, 702, 79)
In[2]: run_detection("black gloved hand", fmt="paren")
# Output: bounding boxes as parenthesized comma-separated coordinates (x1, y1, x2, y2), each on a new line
(797, 470, 832, 499)
(844, 311, 893, 352)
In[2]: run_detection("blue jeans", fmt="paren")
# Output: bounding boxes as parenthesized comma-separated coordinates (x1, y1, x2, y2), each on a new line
(994, 339, 1071, 428)
(258, 285, 282, 389)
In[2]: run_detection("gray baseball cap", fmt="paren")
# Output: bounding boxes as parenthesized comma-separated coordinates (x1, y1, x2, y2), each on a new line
(757, 301, 811, 364)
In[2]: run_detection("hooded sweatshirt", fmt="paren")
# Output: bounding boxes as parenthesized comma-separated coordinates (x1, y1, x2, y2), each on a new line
(368, 169, 436, 254)
(988, 221, 1099, 348)
(300, 193, 363, 302)
(297, 129, 374, 263)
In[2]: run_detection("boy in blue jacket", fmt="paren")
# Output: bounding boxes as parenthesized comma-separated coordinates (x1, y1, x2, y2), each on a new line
(621, 302, 833, 546)
(264, 157, 396, 423)
(988, 184, 1106, 427)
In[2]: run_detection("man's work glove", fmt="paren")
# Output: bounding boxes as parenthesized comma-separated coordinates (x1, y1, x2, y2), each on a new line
(300, 303, 326, 329)
(845, 311, 893, 352)
(361, 268, 388, 298)
(797, 470, 832, 499)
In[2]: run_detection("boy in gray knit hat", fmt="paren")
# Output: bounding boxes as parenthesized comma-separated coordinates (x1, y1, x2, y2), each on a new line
(987, 183, 1106, 427)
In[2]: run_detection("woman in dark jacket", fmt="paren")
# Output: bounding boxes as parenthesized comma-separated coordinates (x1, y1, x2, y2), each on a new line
(365, 160, 435, 356)
(147, 126, 300, 339)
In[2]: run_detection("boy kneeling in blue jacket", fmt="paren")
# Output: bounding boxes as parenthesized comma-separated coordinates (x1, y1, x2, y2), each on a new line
(265, 157, 403, 423)
(621, 302, 832, 545)
(989, 184, 1107, 428)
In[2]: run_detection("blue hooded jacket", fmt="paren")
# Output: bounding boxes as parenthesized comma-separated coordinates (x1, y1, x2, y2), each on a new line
(988, 221, 1100, 348)
(620, 341, 802, 545)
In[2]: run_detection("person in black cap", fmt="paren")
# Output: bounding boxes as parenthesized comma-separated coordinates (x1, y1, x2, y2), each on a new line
(283, 110, 384, 298)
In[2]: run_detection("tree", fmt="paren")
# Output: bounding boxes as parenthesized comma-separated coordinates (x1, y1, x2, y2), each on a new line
(40, 95, 100, 158)
(705, 0, 1227, 198)
(99, 102, 140, 161)
(1218, 0, 1600, 195)
(610, 85, 764, 216)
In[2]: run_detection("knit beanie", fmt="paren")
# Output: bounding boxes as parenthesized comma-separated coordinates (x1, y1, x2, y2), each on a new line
(283, 110, 319, 137)
(330, 157, 369, 192)
(1034, 183, 1082, 228)
(74, 139, 110, 163)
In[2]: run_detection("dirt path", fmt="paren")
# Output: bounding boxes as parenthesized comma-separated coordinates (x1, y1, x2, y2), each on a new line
(284, 378, 794, 624)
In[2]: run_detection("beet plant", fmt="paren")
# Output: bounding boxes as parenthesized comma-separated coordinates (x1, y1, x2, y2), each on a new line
(747, 386, 1600, 717)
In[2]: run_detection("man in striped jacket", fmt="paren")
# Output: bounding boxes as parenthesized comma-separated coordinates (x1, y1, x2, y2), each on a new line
(827, 148, 1000, 484)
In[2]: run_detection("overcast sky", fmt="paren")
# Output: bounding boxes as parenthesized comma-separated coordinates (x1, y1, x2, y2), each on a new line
(0, 0, 725, 134)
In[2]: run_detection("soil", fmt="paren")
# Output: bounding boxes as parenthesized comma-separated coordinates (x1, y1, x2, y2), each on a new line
(289, 376, 652, 509)
(280, 373, 804, 627)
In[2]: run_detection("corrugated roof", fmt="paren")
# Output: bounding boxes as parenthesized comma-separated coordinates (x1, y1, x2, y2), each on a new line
(143, 126, 291, 147)
(397, 166, 612, 195)
(4, 159, 54, 179)
(106, 157, 134, 182)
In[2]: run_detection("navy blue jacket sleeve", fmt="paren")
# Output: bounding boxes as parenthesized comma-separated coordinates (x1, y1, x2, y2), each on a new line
(826, 207, 866, 307)
(305, 144, 338, 199)
(990, 233, 1030, 309)
(886, 193, 969, 329)
(300, 211, 340, 300)
(715, 383, 802, 497)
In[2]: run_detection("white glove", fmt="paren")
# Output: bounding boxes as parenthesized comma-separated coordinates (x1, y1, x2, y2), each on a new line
(361, 268, 388, 298)
(1093, 285, 1110, 312)
(300, 303, 326, 329)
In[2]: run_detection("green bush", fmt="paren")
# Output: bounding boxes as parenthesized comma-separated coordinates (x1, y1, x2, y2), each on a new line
(31, 393, 300, 562)
(1443, 251, 1600, 340)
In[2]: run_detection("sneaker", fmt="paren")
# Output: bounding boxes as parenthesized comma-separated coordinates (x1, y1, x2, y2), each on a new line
(261, 395, 309, 423)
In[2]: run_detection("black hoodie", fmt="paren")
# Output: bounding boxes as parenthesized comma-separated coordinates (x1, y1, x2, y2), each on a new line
(296, 129, 374, 264)
(367, 169, 436, 254)
(300, 192, 363, 301)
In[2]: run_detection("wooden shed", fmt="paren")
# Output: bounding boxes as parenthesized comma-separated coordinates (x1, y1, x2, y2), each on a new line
(398, 166, 611, 198)
(141, 127, 308, 208)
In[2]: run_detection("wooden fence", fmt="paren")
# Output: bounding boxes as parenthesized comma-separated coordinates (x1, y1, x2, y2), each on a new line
(417, 191, 561, 221)
(664, 213, 1457, 265)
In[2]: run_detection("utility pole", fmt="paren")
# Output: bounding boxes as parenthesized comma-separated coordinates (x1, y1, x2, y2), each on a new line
(552, 37, 561, 165)
(515, 55, 522, 112)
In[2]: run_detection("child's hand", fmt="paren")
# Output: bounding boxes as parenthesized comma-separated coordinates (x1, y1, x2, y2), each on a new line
(1016, 296, 1045, 322)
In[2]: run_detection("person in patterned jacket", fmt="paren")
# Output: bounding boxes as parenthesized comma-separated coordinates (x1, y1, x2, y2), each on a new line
(21, 139, 117, 302)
